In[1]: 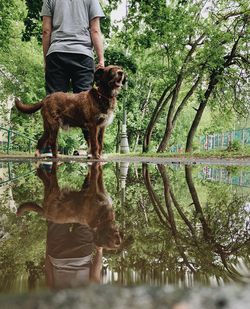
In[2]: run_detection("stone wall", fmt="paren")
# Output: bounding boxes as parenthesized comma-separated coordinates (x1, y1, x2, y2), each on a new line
(0, 96, 14, 144)
(0, 284, 249, 309)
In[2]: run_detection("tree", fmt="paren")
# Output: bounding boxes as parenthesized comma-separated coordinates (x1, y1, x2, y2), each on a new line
(186, 6, 250, 151)
(117, 0, 250, 153)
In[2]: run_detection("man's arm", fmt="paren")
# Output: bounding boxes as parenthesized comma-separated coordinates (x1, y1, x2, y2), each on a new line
(42, 16, 52, 67)
(90, 17, 104, 68)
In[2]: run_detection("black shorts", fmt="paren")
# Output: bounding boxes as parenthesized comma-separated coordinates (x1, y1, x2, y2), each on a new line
(45, 52, 95, 95)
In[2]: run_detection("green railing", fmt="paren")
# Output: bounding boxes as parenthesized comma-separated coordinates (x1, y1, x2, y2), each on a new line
(200, 128, 250, 151)
(0, 161, 35, 187)
(200, 166, 250, 188)
(0, 126, 36, 154)
(170, 128, 250, 152)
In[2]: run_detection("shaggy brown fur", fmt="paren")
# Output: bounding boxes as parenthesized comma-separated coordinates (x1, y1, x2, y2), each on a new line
(17, 162, 122, 250)
(15, 65, 125, 159)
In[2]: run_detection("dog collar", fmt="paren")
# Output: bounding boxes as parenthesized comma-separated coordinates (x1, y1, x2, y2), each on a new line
(96, 90, 116, 101)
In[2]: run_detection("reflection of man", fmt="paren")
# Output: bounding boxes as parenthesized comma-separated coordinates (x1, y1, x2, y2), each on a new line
(46, 222, 103, 289)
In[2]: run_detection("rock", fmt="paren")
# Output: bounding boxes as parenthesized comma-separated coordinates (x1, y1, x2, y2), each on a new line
(0, 284, 250, 309)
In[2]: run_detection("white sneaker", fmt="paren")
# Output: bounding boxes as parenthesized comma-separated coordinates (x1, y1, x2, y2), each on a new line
(40, 147, 53, 158)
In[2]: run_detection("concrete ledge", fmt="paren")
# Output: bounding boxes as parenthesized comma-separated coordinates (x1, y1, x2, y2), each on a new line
(0, 154, 249, 166)
(0, 284, 250, 309)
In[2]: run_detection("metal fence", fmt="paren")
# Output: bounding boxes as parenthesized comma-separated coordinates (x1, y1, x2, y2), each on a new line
(170, 128, 250, 152)
(0, 126, 36, 154)
(200, 128, 250, 151)
(200, 166, 250, 188)
(0, 161, 35, 187)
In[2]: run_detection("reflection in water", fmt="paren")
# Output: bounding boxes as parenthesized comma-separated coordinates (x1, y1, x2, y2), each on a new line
(200, 166, 250, 187)
(0, 161, 250, 293)
(45, 222, 101, 289)
(142, 164, 250, 285)
(17, 162, 122, 289)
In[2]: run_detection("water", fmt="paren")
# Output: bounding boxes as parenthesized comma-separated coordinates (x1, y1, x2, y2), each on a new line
(0, 160, 249, 294)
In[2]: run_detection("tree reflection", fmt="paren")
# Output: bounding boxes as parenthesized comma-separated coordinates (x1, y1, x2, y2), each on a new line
(142, 163, 250, 284)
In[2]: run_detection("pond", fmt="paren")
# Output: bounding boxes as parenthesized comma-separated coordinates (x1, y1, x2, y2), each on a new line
(0, 160, 249, 294)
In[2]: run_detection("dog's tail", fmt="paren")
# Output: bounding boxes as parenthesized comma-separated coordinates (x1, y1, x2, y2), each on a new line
(16, 202, 44, 217)
(15, 98, 43, 114)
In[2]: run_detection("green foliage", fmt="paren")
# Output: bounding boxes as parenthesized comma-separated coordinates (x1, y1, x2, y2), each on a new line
(114, 0, 250, 152)
(0, 0, 249, 154)
(0, 0, 26, 48)
(58, 128, 84, 155)
(227, 140, 243, 152)
(105, 49, 137, 73)
(0, 162, 46, 289)
(22, 0, 43, 42)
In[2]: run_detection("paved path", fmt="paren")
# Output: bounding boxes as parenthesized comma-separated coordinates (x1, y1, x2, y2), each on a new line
(0, 154, 250, 166)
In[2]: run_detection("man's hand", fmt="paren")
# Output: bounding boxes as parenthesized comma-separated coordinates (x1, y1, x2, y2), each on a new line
(96, 61, 105, 70)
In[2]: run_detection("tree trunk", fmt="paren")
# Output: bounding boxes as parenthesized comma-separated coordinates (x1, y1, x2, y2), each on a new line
(157, 124, 173, 152)
(158, 164, 196, 272)
(157, 83, 182, 152)
(143, 85, 173, 152)
(144, 35, 205, 153)
(142, 163, 169, 226)
(134, 84, 152, 152)
(185, 102, 207, 152)
(185, 35, 241, 152)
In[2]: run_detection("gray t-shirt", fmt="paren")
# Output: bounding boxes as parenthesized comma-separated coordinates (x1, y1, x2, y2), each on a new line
(41, 0, 105, 58)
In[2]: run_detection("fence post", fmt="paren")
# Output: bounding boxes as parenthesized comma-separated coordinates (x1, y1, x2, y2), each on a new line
(7, 161, 12, 180)
(7, 129, 11, 154)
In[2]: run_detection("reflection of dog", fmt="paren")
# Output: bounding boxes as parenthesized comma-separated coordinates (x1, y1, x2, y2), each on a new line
(17, 163, 122, 250)
(15, 66, 125, 159)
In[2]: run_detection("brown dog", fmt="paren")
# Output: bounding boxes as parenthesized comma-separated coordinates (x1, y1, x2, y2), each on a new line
(15, 65, 125, 159)
(17, 162, 122, 250)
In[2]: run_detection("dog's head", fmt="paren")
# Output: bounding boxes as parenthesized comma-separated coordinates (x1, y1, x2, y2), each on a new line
(94, 65, 126, 91)
(94, 223, 122, 250)
(93, 208, 122, 250)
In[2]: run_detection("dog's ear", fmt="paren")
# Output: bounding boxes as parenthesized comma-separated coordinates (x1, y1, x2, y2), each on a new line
(94, 67, 105, 86)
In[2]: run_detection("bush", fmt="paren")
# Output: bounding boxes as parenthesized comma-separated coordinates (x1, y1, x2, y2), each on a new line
(227, 140, 242, 152)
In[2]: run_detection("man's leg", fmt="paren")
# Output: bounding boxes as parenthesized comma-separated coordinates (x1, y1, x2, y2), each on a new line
(70, 54, 95, 93)
(69, 54, 95, 156)
(45, 52, 70, 95)
(43, 53, 71, 157)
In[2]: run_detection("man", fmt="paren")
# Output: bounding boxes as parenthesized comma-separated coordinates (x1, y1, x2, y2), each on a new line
(40, 0, 105, 156)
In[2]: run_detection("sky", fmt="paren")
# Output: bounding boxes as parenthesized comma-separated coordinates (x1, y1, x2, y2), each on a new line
(110, 0, 127, 23)
(107, 0, 213, 22)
